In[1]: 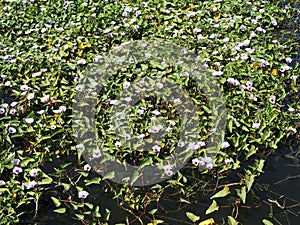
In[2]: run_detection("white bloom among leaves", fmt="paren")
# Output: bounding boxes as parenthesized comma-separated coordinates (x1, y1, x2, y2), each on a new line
(221, 141, 230, 149)
(78, 190, 89, 199)
(13, 166, 23, 174)
(29, 168, 39, 177)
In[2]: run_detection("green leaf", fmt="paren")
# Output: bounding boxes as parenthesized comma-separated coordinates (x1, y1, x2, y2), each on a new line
(51, 197, 61, 207)
(130, 170, 140, 186)
(93, 206, 101, 218)
(228, 119, 233, 133)
(40, 173, 53, 185)
(210, 185, 230, 199)
(67, 63, 76, 70)
(186, 212, 200, 222)
(245, 174, 255, 192)
(85, 177, 101, 186)
(228, 216, 239, 225)
(75, 214, 84, 220)
(205, 200, 219, 215)
(102, 171, 115, 180)
(262, 219, 274, 225)
(257, 159, 265, 173)
(149, 209, 158, 215)
(236, 186, 247, 204)
(53, 208, 66, 214)
(62, 183, 70, 191)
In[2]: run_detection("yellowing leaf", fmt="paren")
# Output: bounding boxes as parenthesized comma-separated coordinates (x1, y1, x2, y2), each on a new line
(199, 218, 215, 225)
(205, 200, 219, 215)
(210, 185, 230, 199)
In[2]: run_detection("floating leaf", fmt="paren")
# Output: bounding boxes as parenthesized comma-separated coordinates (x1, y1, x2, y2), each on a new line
(236, 186, 247, 204)
(205, 200, 219, 215)
(53, 208, 66, 214)
(51, 197, 61, 207)
(103, 171, 115, 180)
(199, 218, 215, 225)
(186, 212, 200, 222)
(262, 219, 274, 225)
(210, 185, 230, 199)
(228, 216, 239, 225)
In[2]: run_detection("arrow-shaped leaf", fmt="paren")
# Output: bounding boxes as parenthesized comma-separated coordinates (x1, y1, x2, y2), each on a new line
(210, 185, 230, 199)
(205, 200, 219, 215)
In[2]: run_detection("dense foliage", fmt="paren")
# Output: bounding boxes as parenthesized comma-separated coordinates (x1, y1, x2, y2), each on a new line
(0, 0, 299, 224)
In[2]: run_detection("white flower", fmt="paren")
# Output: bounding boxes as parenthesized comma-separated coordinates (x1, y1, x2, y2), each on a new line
(115, 141, 122, 147)
(196, 141, 206, 148)
(269, 96, 276, 104)
(1, 103, 8, 108)
(192, 158, 200, 166)
(109, 100, 119, 105)
(241, 53, 248, 60)
(92, 149, 101, 158)
(59, 106, 67, 112)
(163, 165, 172, 171)
(12, 158, 20, 165)
(20, 85, 29, 91)
(197, 34, 205, 40)
(206, 163, 213, 170)
(243, 39, 250, 46)
(37, 110, 45, 115)
(25, 118, 34, 124)
(41, 95, 49, 103)
(77, 59, 86, 65)
(123, 81, 131, 88)
(252, 121, 260, 129)
(124, 97, 132, 102)
(225, 158, 232, 165)
(28, 180, 37, 189)
(221, 141, 230, 148)
(84, 164, 91, 171)
(152, 110, 161, 116)
(212, 71, 223, 76)
(78, 190, 89, 199)
(51, 124, 56, 129)
(0, 108, 5, 114)
(27, 93, 35, 100)
(32, 72, 42, 77)
(148, 125, 163, 133)
(56, 27, 64, 32)
(280, 65, 290, 72)
(10, 102, 17, 107)
(8, 127, 16, 134)
(156, 82, 163, 89)
(223, 37, 230, 42)
(152, 145, 161, 153)
(177, 141, 185, 147)
(13, 166, 23, 174)
(75, 85, 84, 92)
(76, 144, 84, 149)
(174, 98, 182, 104)
(286, 57, 293, 64)
(29, 168, 38, 177)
